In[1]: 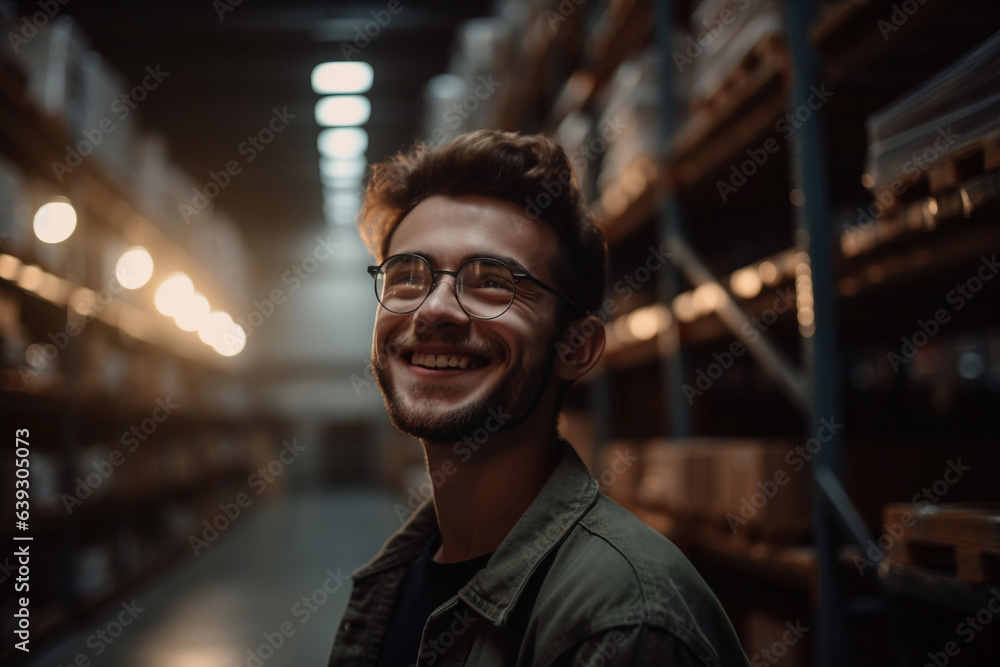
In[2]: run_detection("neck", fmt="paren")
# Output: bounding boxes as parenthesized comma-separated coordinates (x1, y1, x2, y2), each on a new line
(423, 416, 561, 564)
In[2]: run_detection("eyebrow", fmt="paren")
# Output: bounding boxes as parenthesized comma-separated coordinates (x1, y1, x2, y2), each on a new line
(407, 251, 533, 275)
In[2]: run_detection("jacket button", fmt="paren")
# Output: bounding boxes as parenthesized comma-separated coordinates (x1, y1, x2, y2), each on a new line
(343, 621, 351, 631)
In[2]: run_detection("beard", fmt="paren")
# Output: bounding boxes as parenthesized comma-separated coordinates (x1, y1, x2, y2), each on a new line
(373, 327, 559, 444)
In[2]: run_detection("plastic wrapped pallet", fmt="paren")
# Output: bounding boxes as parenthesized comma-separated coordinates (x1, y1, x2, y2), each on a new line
(594, 47, 660, 196)
(686, 0, 785, 112)
(865, 29, 1000, 204)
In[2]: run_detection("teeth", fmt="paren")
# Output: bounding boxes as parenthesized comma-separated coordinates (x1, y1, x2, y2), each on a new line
(410, 352, 482, 369)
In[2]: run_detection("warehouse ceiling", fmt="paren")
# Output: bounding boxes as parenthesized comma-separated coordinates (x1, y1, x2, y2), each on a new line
(33, 0, 494, 278)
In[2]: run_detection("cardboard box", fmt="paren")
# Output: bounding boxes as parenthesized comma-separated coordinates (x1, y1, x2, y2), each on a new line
(638, 438, 716, 519)
(718, 440, 811, 538)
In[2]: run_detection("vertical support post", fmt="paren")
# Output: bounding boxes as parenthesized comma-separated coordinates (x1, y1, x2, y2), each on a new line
(785, 1, 847, 666)
(654, 0, 691, 438)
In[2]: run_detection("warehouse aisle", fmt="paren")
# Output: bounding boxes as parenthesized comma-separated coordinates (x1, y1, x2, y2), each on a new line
(24, 491, 401, 667)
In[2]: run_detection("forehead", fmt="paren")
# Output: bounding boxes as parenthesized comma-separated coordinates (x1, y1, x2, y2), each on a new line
(386, 195, 562, 279)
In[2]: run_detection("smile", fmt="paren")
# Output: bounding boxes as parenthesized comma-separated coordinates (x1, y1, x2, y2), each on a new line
(408, 351, 489, 370)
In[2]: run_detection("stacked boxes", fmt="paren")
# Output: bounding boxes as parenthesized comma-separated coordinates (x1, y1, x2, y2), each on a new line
(639, 438, 718, 519)
(637, 438, 810, 540)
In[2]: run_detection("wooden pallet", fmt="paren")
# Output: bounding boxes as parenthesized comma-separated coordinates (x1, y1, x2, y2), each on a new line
(670, 33, 790, 186)
(842, 139, 1000, 258)
(870, 130, 1000, 216)
(882, 503, 1000, 585)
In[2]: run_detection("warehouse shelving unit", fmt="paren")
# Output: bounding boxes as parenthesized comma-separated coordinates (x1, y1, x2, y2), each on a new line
(0, 30, 289, 663)
(476, 0, 1000, 665)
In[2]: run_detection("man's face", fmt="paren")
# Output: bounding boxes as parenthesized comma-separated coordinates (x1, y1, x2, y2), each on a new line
(371, 195, 565, 443)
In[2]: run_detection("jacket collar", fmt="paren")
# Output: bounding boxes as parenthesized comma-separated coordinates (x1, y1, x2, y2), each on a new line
(350, 438, 599, 627)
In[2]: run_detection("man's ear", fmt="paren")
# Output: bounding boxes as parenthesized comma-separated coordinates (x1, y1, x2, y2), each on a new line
(553, 315, 606, 382)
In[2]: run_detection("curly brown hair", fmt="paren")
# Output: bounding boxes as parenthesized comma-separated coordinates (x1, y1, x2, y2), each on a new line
(358, 130, 607, 328)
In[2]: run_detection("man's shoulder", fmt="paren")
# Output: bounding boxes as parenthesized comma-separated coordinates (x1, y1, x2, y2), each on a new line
(524, 493, 742, 667)
(546, 493, 710, 620)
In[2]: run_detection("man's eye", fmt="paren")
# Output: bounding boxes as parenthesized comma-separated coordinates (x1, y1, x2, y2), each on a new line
(478, 274, 513, 290)
(387, 272, 417, 286)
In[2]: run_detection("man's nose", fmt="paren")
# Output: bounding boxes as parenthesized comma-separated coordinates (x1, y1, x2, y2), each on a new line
(416, 274, 469, 324)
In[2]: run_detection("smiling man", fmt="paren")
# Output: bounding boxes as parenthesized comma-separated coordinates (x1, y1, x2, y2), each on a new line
(328, 131, 749, 667)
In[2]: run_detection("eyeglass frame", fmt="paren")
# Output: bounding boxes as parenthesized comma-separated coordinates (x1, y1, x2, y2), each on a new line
(366, 253, 582, 320)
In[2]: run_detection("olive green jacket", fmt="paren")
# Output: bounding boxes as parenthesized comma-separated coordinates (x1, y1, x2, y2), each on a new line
(328, 438, 751, 667)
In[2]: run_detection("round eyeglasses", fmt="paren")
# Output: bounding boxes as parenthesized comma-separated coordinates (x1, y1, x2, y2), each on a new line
(367, 254, 580, 320)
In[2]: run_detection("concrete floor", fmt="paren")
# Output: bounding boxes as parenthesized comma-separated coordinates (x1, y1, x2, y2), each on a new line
(24, 491, 400, 667)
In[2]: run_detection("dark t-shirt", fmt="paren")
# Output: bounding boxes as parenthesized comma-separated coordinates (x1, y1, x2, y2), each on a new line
(375, 531, 493, 667)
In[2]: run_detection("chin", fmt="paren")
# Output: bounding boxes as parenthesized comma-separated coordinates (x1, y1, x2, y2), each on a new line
(372, 336, 557, 444)
(381, 383, 493, 442)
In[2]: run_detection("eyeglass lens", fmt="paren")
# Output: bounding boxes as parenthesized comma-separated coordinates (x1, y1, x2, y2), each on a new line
(376, 256, 516, 318)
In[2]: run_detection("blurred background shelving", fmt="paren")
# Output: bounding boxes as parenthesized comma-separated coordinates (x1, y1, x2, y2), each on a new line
(473, 0, 1000, 665)
(0, 10, 291, 662)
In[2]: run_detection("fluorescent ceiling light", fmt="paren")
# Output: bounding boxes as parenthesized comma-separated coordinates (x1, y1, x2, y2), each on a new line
(318, 128, 368, 159)
(320, 157, 366, 179)
(315, 95, 370, 126)
(311, 62, 373, 94)
(322, 174, 363, 189)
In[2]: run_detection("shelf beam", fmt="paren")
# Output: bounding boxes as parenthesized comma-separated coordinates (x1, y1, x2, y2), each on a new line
(815, 465, 876, 564)
(663, 231, 810, 413)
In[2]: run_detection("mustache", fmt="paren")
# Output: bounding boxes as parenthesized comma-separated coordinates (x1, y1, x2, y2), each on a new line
(386, 330, 503, 361)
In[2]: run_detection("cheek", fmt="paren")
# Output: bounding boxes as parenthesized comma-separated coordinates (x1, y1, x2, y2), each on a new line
(372, 317, 399, 360)
(375, 313, 423, 367)
(494, 315, 549, 358)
